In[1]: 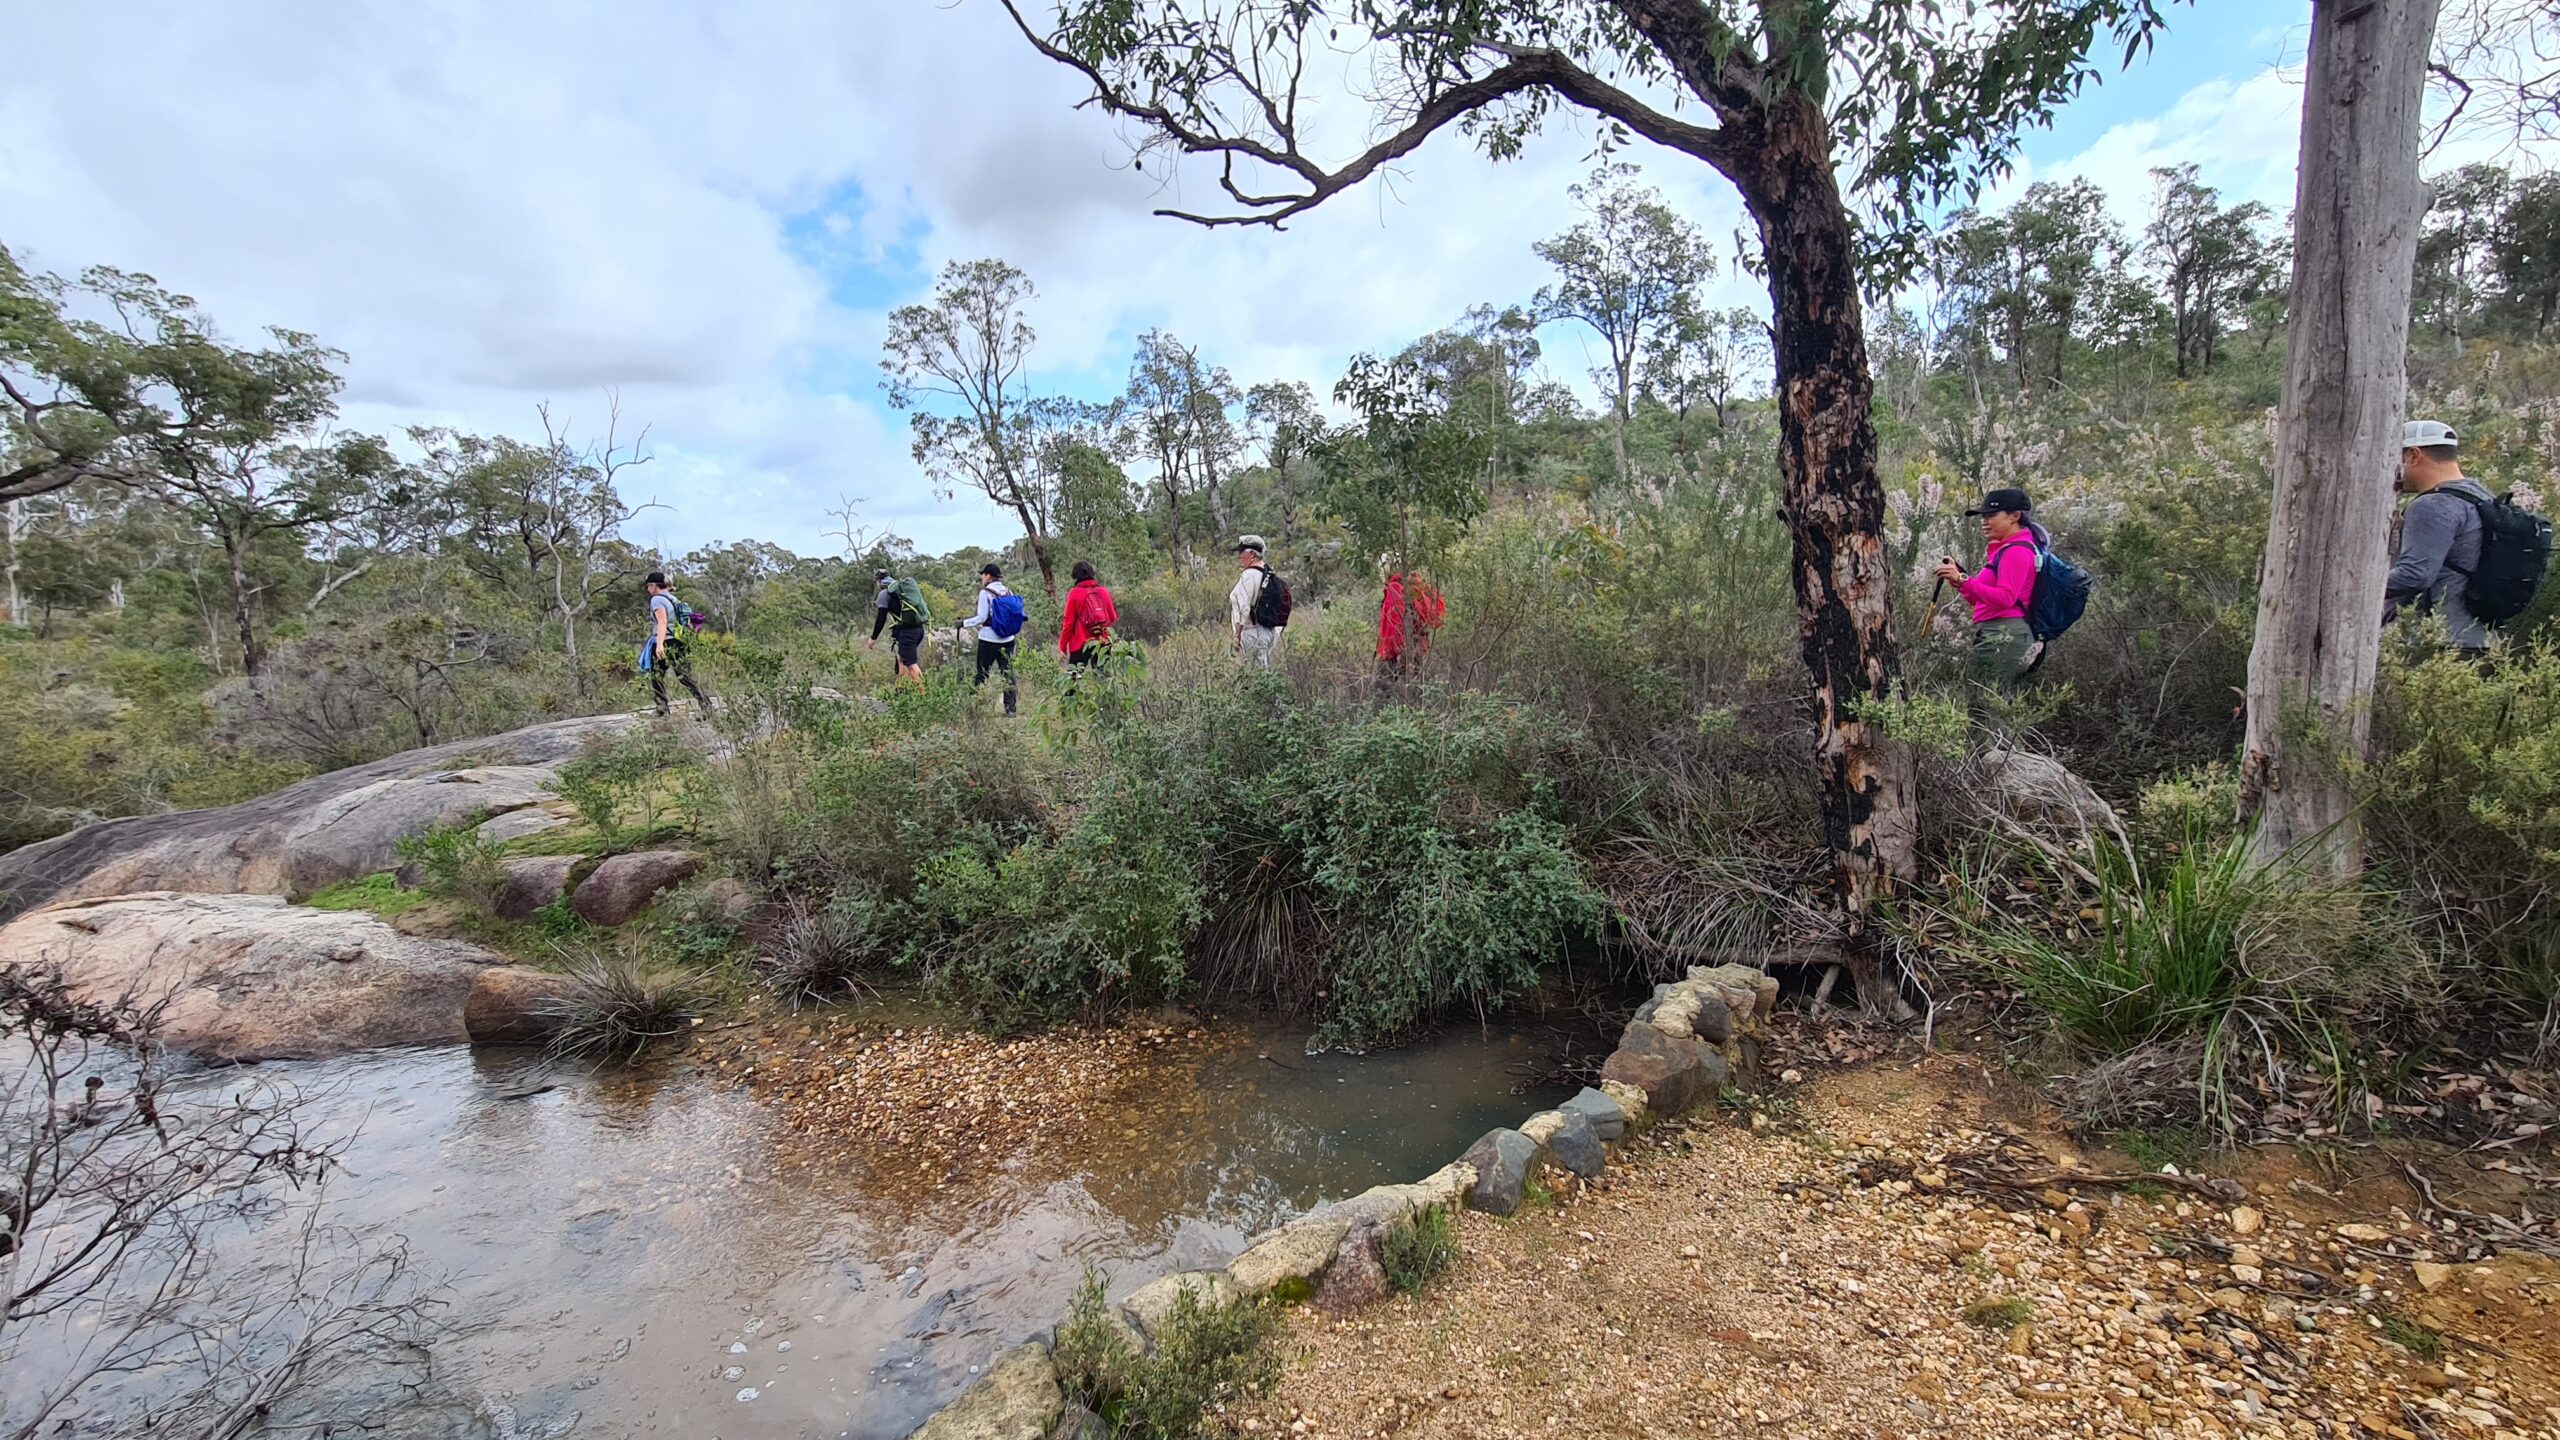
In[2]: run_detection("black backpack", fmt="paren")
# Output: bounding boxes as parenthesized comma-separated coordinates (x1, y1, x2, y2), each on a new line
(2451, 490, 2553, 626)
(1249, 568, 1293, 629)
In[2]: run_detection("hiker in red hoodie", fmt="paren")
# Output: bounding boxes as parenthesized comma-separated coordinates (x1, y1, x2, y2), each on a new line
(1057, 561, 1118, 677)
(1377, 569, 1411, 675)
(1933, 486, 2040, 689)
(1376, 563, 1449, 685)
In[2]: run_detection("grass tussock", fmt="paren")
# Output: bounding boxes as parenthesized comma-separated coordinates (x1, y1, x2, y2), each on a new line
(755, 895, 879, 1005)
(1924, 829, 2434, 1139)
(1379, 1207, 1460, 1295)
(538, 944, 710, 1060)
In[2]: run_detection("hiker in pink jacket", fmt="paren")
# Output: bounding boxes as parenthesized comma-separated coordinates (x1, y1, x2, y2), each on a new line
(1933, 487, 2039, 688)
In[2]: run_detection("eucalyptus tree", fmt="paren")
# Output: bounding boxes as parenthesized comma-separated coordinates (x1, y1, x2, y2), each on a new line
(1936, 178, 2121, 393)
(1533, 166, 1713, 488)
(1321, 350, 1491, 567)
(882, 258, 1059, 593)
(2143, 165, 2281, 377)
(2240, 0, 2440, 877)
(2413, 162, 2512, 351)
(1122, 329, 1244, 555)
(0, 258, 409, 677)
(998, 0, 2184, 948)
(1644, 304, 1767, 456)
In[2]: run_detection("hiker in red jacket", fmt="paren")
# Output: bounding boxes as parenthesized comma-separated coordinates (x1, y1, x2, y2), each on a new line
(1376, 566, 1446, 677)
(1057, 561, 1118, 677)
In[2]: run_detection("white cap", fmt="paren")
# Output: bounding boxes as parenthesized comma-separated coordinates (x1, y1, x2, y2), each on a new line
(1233, 534, 1267, 554)
(2403, 418, 2459, 449)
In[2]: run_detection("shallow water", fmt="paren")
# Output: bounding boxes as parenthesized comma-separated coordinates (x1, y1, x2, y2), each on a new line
(12, 1018, 1589, 1440)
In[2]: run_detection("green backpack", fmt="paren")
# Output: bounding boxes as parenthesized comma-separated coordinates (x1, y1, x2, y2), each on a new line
(889, 577, 931, 629)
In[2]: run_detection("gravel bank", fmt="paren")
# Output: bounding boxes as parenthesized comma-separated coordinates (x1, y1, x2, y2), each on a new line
(1232, 1055, 2560, 1440)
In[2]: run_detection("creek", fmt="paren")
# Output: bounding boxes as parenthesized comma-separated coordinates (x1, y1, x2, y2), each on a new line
(10, 1014, 1597, 1440)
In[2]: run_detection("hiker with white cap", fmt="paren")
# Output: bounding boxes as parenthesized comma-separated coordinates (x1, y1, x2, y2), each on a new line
(2386, 418, 2499, 654)
(1228, 534, 1291, 670)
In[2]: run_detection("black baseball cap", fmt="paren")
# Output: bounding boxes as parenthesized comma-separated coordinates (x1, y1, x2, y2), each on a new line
(1965, 487, 2032, 517)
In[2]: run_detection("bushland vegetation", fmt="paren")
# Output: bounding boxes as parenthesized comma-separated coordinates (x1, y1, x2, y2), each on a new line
(6, 159, 2560, 1131)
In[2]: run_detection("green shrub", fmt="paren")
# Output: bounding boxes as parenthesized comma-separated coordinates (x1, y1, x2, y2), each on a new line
(913, 728, 1205, 1031)
(1379, 1206, 1459, 1294)
(530, 895, 589, 938)
(549, 724, 699, 850)
(393, 825, 509, 913)
(804, 719, 1046, 894)
(1053, 1272, 1279, 1440)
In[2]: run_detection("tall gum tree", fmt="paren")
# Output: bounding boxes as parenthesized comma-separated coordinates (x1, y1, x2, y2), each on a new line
(882, 259, 1061, 594)
(998, 0, 2182, 956)
(2238, 0, 2441, 874)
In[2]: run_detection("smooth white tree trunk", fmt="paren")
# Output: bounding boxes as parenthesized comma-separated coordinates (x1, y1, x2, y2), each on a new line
(2239, 0, 2442, 874)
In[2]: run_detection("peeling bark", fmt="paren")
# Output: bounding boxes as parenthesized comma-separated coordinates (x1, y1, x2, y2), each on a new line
(1742, 94, 1919, 932)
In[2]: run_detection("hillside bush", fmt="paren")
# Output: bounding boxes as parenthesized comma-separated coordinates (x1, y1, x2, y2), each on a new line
(392, 824, 508, 913)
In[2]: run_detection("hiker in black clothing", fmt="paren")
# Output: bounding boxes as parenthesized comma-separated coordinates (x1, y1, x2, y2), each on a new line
(643, 572, 712, 716)
(867, 569, 929, 681)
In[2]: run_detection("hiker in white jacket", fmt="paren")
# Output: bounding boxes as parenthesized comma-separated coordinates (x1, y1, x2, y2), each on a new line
(960, 562, 1021, 715)
(1229, 535, 1282, 669)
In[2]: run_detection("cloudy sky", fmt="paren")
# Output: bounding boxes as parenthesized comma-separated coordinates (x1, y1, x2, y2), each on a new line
(0, 3, 2489, 557)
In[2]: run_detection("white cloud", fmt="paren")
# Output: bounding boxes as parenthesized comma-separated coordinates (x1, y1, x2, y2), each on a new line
(5, 1, 2537, 561)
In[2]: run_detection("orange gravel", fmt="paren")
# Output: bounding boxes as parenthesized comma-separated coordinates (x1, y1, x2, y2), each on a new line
(709, 1014, 1212, 1199)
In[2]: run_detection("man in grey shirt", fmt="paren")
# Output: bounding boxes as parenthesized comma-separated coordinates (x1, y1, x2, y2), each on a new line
(2385, 418, 2495, 653)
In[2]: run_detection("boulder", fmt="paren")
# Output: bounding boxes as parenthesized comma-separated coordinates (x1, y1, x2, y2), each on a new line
(1601, 1025, 1727, 1117)
(569, 850, 702, 926)
(1119, 1271, 1237, 1343)
(1325, 1163, 1476, 1230)
(1312, 1223, 1389, 1313)
(0, 892, 509, 1061)
(1631, 982, 1731, 1043)
(0, 713, 643, 917)
(475, 807, 574, 845)
(910, 1343, 1062, 1440)
(495, 855, 581, 921)
(1598, 1079, 1652, 1130)
(703, 876, 758, 924)
(1559, 1086, 1627, 1142)
(1543, 1109, 1605, 1178)
(1977, 748, 2122, 838)
(1228, 1215, 1349, 1298)
(462, 966, 577, 1046)
(1459, 1128, 1539, 1216)
(1687, 962, 1777, 1030)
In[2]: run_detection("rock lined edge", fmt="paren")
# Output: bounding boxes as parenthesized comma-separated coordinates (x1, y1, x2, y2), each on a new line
(896, 962, 1775, 1439)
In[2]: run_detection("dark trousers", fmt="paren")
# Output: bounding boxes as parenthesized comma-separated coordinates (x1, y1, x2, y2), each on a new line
(974, 638, 1017, 714)
(651, 642, 711, 715)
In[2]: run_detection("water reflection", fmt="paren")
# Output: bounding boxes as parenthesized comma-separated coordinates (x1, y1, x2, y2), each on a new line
(10, 1017, 1585, 1440)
